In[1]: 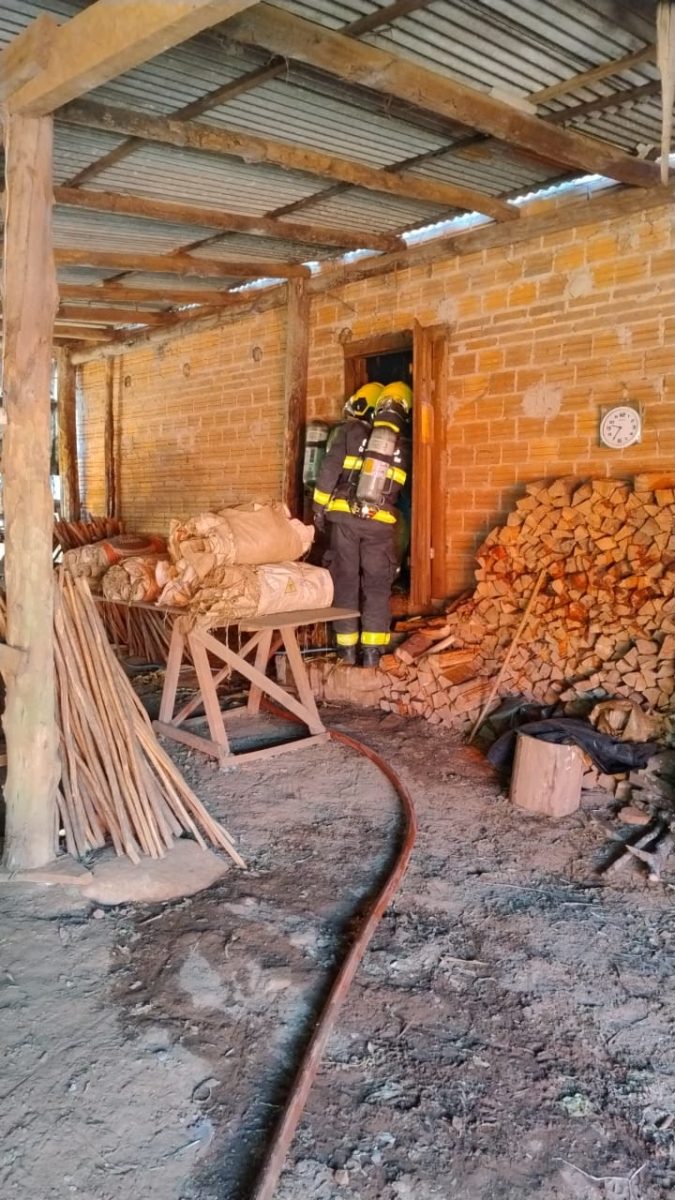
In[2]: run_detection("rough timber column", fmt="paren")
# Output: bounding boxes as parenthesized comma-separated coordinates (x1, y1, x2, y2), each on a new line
(56, 347, 80, 522)
(1, 111, 60, 869)
(282, 279, 310, 518)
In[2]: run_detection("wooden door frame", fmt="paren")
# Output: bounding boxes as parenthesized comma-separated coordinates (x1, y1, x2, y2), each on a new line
(342, 325, 447, 614)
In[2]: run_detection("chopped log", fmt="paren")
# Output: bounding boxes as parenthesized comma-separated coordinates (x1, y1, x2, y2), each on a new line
(510, 733, 583, 818)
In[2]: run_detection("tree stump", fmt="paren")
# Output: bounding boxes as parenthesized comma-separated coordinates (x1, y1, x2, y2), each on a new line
(510, 733, 583, 818)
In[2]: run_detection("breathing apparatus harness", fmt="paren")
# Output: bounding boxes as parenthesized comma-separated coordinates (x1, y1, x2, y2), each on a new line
(350, 385, 411, 520)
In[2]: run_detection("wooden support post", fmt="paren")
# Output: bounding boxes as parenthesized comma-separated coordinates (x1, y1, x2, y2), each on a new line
(104, 356, 117, 518)
(55, 347, 80, 521)
(282, 279, 310, 518)
(1, 111, 60, 870)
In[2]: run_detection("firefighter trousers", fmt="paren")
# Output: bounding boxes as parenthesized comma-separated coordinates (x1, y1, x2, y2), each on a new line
(324, 512, 397, 648)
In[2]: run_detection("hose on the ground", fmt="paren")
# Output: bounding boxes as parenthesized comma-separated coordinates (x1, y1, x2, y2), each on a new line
(250, 707, 417, 1200)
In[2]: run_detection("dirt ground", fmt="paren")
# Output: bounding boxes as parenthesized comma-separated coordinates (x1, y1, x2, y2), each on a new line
(1, 702, 674, 1200)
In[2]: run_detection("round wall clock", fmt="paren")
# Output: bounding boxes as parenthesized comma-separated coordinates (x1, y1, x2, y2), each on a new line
(599, 404, 642, 449)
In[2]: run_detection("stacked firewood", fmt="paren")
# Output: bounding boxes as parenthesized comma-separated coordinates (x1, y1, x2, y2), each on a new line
(380, 474, 675, 731)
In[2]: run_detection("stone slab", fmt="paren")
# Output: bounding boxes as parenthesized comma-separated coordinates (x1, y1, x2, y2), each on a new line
(81, 838, 228, 906)
(0, 855, 94, 888)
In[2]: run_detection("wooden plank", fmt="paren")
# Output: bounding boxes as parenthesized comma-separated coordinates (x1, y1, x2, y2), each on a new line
(1, 111, 60, 871)
(246, 628, 274, 716)
(187, 633, 231, 757)
(59, 99, 518, 221)
(57, 283, 229, 307)
(57, 304, 166, 325)
(280, 626, 324, 734)
(199, 629, 321, 729)
(239, 607, 360, 630)
(158, 626, 185, 723)
(227, 4, 660, 188)
(8, 0, 262, 115)
(53, 186, 402, 253)
(532, 44, 656, 103)
(282, 279, 310, 518)
(54, 246, 311, 280)
(223, 732, 328, 766)
(55, 347, 80, 521)
(153, 721, 227, 762)
(0, 14, 57, 103)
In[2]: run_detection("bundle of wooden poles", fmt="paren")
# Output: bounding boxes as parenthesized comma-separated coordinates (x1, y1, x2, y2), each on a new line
(100, 598, 179, 665)
(54, 516, 122, 552)
(0, 575, 244, 867)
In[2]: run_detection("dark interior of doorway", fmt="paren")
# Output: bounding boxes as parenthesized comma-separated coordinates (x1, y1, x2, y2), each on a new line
(361, 347, 414, 598)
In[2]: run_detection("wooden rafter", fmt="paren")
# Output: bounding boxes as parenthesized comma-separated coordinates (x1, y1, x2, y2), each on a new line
(7, 0, 262, 115)
(57, 304, 166, 325)
(68, 180, 673, 366)
(51, 186, 403, 252)
(57, 282, 235, 306)
(545, 80, 662, 124)
(532, 44, 656, 103)
(62, 0, 437, 188)
(53, 247, 311, 280)
(59, 100, 518, 222)
(225, 3, 659, 188)
(0, 14, 57, 102)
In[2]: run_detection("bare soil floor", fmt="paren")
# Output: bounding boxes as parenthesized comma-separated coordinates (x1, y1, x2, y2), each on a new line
(1, 704, 674, 1200)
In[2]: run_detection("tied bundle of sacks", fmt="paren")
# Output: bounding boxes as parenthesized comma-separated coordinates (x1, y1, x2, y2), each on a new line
(64, 533, 168, 590)
(156, 503, 332, 625)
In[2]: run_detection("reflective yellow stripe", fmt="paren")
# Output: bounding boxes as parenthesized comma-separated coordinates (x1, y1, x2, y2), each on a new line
(313, 488, 331, 506)
(386, 466, 407, 485)
(326, 497, 396, 522)
(342, 455, 363, 470)
(373, 419, 399, 432)
(336, 632, 358, 646)
(361, 631, 391, 646)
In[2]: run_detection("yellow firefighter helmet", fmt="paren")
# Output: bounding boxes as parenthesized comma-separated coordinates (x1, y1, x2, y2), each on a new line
(344, 381, 383, 422)
(376, 380, 413, 416)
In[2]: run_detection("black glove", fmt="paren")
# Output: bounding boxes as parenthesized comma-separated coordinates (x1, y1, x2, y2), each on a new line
(314, 510, 326, 535)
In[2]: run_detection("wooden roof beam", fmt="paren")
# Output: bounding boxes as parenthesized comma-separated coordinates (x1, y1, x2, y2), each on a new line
(52, 186, 403, 252)
(63, 0, 437, 188)
(0, 14, 57, 102)
(7, 0, 262, 115)
(225, 3, 660, 188)
(57, 304, 166, 325)
(59, 100, 518, 222)
(532, 44, 656, 103)
(53, 247, 309, 280)
(56, 282, 238, 306)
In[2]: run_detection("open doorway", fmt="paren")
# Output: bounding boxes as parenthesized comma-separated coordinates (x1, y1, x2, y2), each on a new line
(343, 325, 447, 614)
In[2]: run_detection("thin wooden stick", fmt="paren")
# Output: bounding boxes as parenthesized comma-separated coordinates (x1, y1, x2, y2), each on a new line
(467, 568, 548, 742)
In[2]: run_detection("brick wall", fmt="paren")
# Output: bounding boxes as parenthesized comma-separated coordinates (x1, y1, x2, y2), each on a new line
(307, 199, 674, 591)
(79, 307, 286, 533)
(78, 197, 673, 594)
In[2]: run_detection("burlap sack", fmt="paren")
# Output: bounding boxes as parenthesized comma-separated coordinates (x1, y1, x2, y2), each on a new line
(102, 555, 168, 604)
(182, 562, 332, 630)
(168, 503, 313, 570)
(64, 534, 167, 583)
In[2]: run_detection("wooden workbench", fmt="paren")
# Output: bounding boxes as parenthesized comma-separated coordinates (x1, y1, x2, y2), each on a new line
(150, 605, 359, 766)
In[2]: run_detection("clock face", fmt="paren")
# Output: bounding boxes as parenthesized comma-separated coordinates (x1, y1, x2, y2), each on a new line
(599, 405, 641, 449)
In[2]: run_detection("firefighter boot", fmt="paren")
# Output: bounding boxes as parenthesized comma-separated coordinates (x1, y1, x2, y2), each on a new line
(361, 646, 383, 669)
(337, 645, 358, 666)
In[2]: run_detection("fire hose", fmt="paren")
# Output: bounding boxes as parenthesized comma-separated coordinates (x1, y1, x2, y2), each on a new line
(250, 705, 417, 1200)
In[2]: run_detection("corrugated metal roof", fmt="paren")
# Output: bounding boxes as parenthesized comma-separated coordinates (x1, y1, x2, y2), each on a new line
(80, 140, 325, 216)
(1, 0, 666, 311)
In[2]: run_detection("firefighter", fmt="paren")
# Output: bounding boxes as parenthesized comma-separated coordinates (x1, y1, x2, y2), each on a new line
(313, 380, 412, 667)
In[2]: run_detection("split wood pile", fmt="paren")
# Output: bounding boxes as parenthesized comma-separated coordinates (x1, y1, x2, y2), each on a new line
(52, 574, 244, 867)
(54, 516, 122, 552)
(380, 474, 675, 731)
